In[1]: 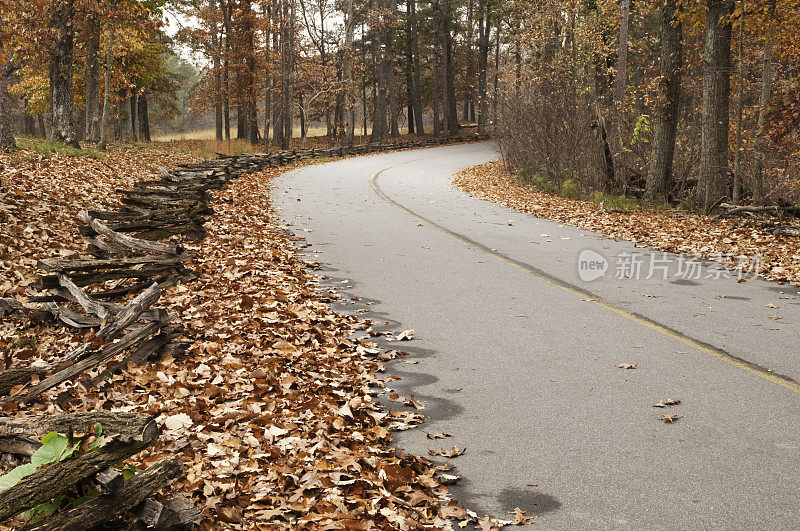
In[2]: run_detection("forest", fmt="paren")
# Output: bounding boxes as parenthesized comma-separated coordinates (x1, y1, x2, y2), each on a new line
(1, 0, 798, 209)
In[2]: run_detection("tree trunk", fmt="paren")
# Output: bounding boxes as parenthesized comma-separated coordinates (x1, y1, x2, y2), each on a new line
(409, 0, 424, 134)
(464, 0, 475, 121)
(371, 0, 388, 143)
(645, 0, 683, 201)
(50, 0, 79, 147)
(262, 2, 271, 150)
(731, 0, 745, 204)
(343, 0, 356, 144)
(386, 0, 399, 138)
(84, 12, 101, 143)
(222, 0, 232, 141)
(118, 89, 129, 142)
(0, 5, 15, 149)
(753, 0, 775, 204)
(697, 0, 734, 210)
(138, 93, 151, 142)
(476, 0, 490, 136)
(130, 92, 138, 142)
(99, 24, 115, 150)
(271, 0, 283, 146)
(442, 0, 458, 135)
(613, 0, 631, 187)
(211, 0, 224, 142)
(281, 0, 294, 149)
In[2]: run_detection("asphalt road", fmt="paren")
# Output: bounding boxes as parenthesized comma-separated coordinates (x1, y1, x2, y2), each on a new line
(273, 142, 800, 529)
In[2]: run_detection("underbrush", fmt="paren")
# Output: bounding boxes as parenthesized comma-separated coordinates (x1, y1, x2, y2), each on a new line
(15, 137, 104, 159)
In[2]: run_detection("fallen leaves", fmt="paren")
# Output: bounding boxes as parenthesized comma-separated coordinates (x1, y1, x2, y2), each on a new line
(396, 329, 415, 341)
(1, 147, 478, 528)
(429, 446, 467, 458)
(454, 160, 800, 286)
(653, 398, 682, 408)
(661, 414, 681, 423)
(617, 363, 637, 369)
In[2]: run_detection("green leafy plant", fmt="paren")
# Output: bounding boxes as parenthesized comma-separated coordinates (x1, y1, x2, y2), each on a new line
(0, 424, 106, 523)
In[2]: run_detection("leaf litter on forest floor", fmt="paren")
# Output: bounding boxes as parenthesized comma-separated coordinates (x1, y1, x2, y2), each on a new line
(1, 147, 531, 528)
(454, 160, 800, 286)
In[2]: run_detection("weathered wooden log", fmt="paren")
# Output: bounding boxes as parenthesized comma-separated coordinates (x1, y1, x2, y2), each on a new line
(0, 412, 158, 445)
(93, 467, 125, 493)
(38, 265, 176, 289)
(19, 314, 173, 403)
(0, 298, 24, 317)
(78, 212, 180, 256)
(43, 302, 100, 328)
(717, 202, 800, 217)
(0, 432, 161, 522)
(37, 255, 183, 273)
(18, 457, 186, 530)
(0, 368, 47, 396)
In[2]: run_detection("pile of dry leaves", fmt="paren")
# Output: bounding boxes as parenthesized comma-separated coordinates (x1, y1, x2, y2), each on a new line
(1, 145, 528, 529)
(454, 160, 800, 285)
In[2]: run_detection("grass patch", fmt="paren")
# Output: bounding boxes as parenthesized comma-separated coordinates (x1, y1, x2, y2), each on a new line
(16, 137, 104, 159)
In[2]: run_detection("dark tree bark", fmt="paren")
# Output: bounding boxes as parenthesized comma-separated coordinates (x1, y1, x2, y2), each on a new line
(130, 93, 138, 142)
(0, 4, 16, 149)
(50, 0, 79, 147)
(645, 0, 683, 200)
(138, 93, 151, 142)
(697, 0, 734, 210)
(371, 0, 388, 143)
(84, 12, 101, 143)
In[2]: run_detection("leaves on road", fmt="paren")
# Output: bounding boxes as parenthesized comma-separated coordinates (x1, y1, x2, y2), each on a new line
(617, 363, 638, 369)
(653, 398, 682, 408)
(430, 446, 467, 458)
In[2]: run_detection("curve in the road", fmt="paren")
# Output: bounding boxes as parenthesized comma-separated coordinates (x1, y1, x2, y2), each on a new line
(370, 162, 800, 395)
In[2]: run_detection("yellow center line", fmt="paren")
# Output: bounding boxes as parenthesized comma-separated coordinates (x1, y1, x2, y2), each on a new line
(370, 160, 800, 396)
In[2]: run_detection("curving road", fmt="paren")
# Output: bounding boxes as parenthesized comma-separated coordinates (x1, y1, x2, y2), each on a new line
(273, 142, 800, 528)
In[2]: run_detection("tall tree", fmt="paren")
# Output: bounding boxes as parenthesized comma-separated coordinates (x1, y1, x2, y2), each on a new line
(370, 0, 388, 142)
(442, 0, 457, 135)
(99, 18, 115, 150)
(50, 0, 79, 146)
(752, 0, 775, 204)
(731, 0, 746, 203)
(342, 0, 355, 144)
(0, 2, 16, 149)
(697, 0, 735, 209)
(407, 0, 423, 134)
(84, 9, 101, 142)
(645, 0, 683, 200)
(210, 0, 223, 141)
(476, 0, 490, 136)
